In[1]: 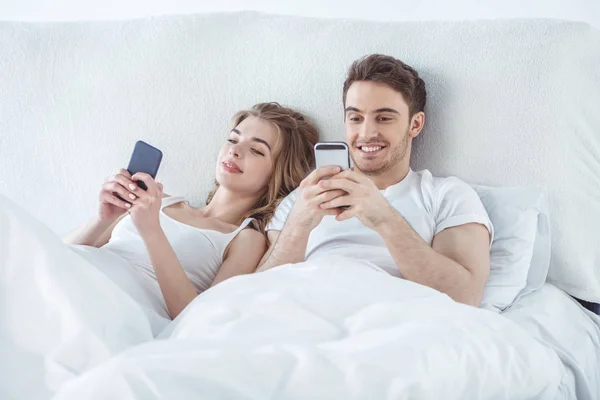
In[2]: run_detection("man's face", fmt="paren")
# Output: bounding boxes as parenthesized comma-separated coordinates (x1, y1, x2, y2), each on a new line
(344, 81, 419, 176)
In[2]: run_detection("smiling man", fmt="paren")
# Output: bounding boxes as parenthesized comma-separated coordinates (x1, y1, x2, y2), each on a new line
(258, 54, 493, 307)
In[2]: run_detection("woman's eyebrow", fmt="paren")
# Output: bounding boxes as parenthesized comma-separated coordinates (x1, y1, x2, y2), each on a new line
(231, 129, 272, 152)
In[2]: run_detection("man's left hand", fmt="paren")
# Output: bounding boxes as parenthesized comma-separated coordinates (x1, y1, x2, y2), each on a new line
(318, 170, 395, 229)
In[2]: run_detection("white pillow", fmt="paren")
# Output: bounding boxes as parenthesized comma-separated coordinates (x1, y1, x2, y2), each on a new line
(473, 185, 551, 312)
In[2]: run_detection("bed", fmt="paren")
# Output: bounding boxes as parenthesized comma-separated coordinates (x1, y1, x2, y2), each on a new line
(1, 11, 599, 400)
(503, 284, 600, 399)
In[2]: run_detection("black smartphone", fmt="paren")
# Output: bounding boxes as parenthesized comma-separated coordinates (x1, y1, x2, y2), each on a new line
(126, 140, 163, 191)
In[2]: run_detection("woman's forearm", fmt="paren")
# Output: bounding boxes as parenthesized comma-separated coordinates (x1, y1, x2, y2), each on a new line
(63, 217, 116, 247)
(142, 228, 198, 319)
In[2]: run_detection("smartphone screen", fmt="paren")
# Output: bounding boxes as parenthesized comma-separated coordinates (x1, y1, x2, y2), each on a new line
(314, 142, 350, 170)
(126, 141, 163, 190)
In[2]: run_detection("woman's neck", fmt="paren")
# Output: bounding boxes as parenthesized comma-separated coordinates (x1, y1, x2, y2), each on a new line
(199, 187, 261, 226)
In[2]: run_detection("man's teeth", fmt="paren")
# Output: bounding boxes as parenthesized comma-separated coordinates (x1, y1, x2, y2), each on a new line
(361, 146, 382, 153)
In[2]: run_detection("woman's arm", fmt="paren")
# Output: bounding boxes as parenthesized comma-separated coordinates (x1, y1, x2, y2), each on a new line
(63, 215, 125, 247)
(211, 229, 267, 287)
(64, 168, 139, 247)
(142, 228, 200, 319)
(143, 227, 266, 319)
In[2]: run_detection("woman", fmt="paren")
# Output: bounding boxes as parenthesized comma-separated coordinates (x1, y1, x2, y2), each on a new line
(0, 102, 317, 398)
(64, 102, 319, 327)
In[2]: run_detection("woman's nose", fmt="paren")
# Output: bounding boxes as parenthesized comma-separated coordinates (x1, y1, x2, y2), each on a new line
(229, 145, 241, 158)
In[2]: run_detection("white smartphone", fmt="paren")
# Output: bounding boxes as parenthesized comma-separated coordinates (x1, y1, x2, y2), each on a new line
(314, 141, 351, 170)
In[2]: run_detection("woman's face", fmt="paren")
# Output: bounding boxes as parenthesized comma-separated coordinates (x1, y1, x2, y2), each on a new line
(216, 116, 279, 197)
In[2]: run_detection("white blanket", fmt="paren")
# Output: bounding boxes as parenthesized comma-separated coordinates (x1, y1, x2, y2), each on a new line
(0, 194, 157, 399)
(0, 194, 573, 399)
(56, 263, 573, 399)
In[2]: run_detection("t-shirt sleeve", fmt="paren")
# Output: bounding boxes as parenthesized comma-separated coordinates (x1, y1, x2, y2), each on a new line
(434, 177, 494, 242)
(266, 189, 300, 232)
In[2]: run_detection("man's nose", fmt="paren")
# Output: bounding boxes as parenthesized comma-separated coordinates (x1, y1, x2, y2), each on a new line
(359, 119, 378, 139)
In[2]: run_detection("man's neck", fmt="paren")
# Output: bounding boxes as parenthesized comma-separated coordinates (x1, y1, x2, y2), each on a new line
(200, 187, 261, 225)
(358, 163, 411, 190)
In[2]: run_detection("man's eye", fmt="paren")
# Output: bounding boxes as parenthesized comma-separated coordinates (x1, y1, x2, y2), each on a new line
(227, 139, 237, 144)
(378, 117, 393, 122)
(251, 149, 265, 156)
(350, 117, 361, 122)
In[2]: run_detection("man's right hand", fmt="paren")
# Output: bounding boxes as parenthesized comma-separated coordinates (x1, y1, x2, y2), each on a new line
(98, 169, 139, 221)
(287, 166, 347, 231)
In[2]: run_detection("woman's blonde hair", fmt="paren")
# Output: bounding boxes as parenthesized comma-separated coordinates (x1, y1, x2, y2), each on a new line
(206, 102, 319, 232)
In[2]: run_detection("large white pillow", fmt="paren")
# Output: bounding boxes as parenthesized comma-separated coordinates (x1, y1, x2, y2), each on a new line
(474, 185, 551, 312)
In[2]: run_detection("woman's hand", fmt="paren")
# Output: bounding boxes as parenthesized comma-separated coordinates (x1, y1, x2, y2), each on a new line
(98, 169, 139, 222)
(128, 173, 164, 237)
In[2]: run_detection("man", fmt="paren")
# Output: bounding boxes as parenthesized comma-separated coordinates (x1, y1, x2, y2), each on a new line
(258, 54, 493, 307)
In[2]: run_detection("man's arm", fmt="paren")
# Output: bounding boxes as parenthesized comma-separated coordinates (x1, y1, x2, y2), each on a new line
(257, 165, 346, 272)
(319, 170, 491, 306)
(256, 228, 311, 272)
(375, 212, 490, 306)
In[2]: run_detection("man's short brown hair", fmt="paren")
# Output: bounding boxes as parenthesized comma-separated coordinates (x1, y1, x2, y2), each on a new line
(343, 54, 427, 117)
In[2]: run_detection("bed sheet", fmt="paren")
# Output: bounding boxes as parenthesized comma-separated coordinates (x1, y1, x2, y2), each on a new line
(503, 283, 600, 399)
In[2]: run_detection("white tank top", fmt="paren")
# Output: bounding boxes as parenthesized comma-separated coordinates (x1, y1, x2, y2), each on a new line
(76, 196, 256, 320)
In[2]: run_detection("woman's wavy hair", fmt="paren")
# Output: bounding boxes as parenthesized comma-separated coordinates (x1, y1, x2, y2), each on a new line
(206, 102, 319, 232)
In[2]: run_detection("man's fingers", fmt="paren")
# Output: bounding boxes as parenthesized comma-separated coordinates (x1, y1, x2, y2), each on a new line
(331, 169, 365, 184)
(318, 177, 356, 193)
(320, 193, 351, 210)
(336, 208, 355, 222)
(305, 166, 342, 185)
(315, 189, 347, 207)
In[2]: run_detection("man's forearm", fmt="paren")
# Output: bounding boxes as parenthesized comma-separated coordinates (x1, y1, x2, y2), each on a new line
(257, 223, 311, 272)
(375, 210, 476, 305)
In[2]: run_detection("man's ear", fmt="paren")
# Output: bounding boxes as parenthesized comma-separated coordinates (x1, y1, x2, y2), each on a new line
(408, 112, 425, 138)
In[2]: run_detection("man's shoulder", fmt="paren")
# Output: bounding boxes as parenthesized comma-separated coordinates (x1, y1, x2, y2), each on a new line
(415, 169, 474, 194)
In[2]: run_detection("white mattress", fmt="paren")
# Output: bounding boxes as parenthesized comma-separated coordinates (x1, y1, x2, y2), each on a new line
(502, 283, 600, 398)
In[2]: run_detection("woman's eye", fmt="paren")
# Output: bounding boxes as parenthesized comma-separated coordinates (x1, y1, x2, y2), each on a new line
(227, 139, 237, 144)
(251, 149, 265, 156)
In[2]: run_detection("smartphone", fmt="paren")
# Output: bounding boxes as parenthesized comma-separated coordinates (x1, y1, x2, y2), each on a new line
(126, 140, 163, 191)
(314, 142, 351, 171)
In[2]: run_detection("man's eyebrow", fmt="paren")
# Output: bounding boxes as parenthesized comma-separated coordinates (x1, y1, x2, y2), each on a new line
(231, 129, 272, 152)
(344, 107, 401, 115)
(374, 108, 401, 115)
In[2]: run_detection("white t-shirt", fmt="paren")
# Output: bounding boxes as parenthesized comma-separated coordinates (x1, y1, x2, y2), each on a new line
(266, 169, 493, 277)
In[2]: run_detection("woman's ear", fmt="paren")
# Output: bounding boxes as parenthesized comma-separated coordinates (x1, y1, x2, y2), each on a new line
(408, 111, 425, 139)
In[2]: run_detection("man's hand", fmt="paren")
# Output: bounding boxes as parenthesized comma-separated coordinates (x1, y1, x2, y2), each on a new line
(287, 166, 347, 231)
(318, 169, 396, 229)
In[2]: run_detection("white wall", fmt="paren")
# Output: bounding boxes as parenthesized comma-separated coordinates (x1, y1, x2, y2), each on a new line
(1, 0, 600, 28)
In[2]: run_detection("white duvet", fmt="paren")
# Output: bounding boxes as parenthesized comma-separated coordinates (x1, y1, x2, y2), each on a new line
(0, 194, 572, 399)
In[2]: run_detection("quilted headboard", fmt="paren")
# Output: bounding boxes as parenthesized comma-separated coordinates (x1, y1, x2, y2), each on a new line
(0, 13, 599, 301)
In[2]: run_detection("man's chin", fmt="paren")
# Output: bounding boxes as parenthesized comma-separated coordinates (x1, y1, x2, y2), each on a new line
(353, 161, 387, 175)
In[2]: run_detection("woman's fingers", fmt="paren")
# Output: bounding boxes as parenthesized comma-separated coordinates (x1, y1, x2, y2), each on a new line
(101, 192, 132, 210)
(113, 173, 138, 194)
(103, 182, 138, 203)
(132, 173, 158, 194)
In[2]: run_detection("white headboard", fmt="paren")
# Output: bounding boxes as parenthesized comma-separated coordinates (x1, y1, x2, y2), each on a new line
(0, 13, 598, 301)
